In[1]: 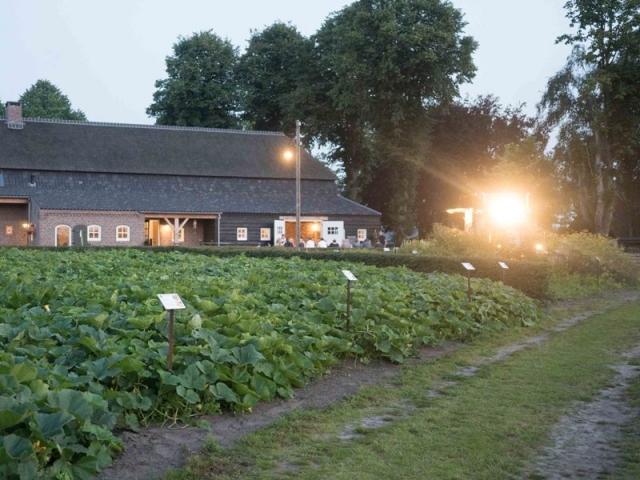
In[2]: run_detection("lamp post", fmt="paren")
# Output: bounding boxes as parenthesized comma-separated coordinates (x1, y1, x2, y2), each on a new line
(295, 120, 301, 252)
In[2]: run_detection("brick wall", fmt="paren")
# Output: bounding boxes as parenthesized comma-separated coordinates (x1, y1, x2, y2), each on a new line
(0, 203, 29, 246)
(37, 210, 145, 246)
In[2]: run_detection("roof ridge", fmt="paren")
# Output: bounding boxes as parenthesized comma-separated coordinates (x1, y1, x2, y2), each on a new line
(2, 116, 285, 136)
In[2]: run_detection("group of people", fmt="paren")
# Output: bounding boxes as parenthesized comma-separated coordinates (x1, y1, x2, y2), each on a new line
(273, 232, 387, 249)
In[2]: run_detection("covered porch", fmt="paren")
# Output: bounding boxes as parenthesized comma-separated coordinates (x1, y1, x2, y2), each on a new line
(143, 213, 221, 247)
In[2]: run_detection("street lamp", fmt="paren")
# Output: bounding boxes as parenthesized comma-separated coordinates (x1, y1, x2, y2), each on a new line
(284, 120, 302, 251)
(295, 120, 301, 252)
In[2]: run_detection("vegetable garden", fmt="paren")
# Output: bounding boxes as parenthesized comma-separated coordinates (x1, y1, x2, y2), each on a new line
(0, 248, 538, 478)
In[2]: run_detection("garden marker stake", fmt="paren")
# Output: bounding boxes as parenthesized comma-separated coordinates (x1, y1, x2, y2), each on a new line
(498, 262, 509, 285)
(461, 263, 475, 302)
(342, 270, 358, 332)
(157, 294, 187, 372)
(168, 310, 174, 371)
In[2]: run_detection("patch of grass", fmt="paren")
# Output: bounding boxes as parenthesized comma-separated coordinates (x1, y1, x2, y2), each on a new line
(167, 296, 640, 479)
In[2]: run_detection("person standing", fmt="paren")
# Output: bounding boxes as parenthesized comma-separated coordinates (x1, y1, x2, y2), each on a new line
(377, 231, 387, 248)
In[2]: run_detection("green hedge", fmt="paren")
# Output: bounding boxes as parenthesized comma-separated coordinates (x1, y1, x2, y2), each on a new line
(150, 246, 551, 300)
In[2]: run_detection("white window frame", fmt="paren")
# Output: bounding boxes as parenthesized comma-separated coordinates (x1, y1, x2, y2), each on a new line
(237, 227, 248, 241)
(357, 229, 367, 242)
(260, 228, 271, 241)
(87, 225, 101, 242)
(327, 226, 339, 236)
(116, 225, 130, 242)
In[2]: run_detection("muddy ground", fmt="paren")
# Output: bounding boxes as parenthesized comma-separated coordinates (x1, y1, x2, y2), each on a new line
(100, 290, 640, 480)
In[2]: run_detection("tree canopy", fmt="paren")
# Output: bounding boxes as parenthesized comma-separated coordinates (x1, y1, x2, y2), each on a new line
(238, 22, 317, 138)
(540, 0, 640, 235)
(147, 31, 241, 129)
(19, 80, 86, 120)
(414, 96, 536, 234)
(313, 0, 477, 238)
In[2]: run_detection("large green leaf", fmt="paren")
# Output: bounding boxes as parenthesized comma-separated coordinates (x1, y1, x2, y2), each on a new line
(232, 344, 265, 366)
(82, 356, 123, 381)
(70, 455, 99, 480)
(250, 374, 277, 400)
(0, 397, 31, 430)
(3, 434, 33, 459)
(176, 385, 200, 404)
(48, 389, 93, 420)
(35, 411, 74, 437)
(178, 363, 206, 390)
(209, 383, 238, 404)
(10, 364, 38, 384)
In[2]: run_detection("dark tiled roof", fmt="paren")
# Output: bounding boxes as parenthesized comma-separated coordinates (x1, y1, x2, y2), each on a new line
(0, 118, 335, 181)
(0, 171, 380, 216)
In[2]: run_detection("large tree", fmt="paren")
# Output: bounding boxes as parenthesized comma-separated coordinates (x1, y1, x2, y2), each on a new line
(414, 96, 534, 234)
(539, 0, 640, 235)
(147, 31, 241, 128)
(238, 22, 318, 138)
(19, 80, 86, 120)
(313, 0, 476, 238)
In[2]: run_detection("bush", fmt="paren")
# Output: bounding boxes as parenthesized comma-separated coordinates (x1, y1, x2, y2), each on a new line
(398, 224, 498, 257)
(544, 232, 639, 285)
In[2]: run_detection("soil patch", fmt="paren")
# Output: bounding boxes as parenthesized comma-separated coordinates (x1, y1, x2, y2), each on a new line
(100, 344, 460, 480)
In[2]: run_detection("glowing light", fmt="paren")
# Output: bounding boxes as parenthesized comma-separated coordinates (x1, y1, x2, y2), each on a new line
(535, 243, 545, 253)
(283, 150, 293, 160)
(486, 193, 527, 227)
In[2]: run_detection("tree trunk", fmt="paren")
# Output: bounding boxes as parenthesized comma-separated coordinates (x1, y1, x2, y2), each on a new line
(592, 126, 615, 236)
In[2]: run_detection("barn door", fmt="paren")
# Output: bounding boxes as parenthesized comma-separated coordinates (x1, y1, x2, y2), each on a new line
(322, 221, 344, 244)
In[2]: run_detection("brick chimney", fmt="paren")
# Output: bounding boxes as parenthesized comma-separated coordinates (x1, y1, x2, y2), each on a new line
(5, 102, 24, 129)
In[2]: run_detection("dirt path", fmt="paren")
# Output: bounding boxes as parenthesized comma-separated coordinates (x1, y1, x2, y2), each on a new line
(527, 345, 640, 479)
(100, 290, 640, 480)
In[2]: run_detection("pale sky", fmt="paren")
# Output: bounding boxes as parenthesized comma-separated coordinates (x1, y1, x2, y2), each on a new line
(0, 0, 572, 125)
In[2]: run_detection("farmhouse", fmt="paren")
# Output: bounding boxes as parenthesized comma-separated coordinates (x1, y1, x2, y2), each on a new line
(0, 102, 380, 247)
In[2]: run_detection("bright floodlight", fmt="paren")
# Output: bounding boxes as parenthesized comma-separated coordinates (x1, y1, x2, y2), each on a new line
(283, 150, 293, 160)
(487, 193, 527, 227)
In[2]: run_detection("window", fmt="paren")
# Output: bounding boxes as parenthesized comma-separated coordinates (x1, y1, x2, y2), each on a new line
(178, 228, 185, 243)
(275, 224, 284, 236)
(260, 228, 271, 241)
(87, 225, 101, 242)
(327, 226, 339, 236)
(116, 225, 130, 242)
(237, 228, 247, 241)
(357, 229, 367, 242)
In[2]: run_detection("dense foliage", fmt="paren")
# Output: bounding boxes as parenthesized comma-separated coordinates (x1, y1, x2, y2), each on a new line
(400, 226, 638, 299)
(0, 249, 537, 477)
(238, 22, 317, 138)
(147, 31, 241, 129)
(19, 80, 86, 121)
(539, 0, 640, 235)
